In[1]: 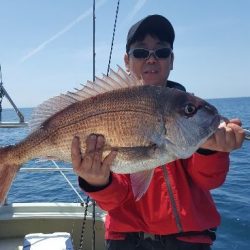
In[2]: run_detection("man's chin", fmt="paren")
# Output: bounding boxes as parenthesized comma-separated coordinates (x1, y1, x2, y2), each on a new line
(142, 75, 165, 86)
(143, 80, 164, 86)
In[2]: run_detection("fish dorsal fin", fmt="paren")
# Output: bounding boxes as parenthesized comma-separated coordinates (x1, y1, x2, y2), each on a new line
(29, 66, 142, 132)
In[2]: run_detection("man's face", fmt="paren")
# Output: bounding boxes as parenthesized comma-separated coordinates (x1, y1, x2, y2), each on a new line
(124, 34, 174, 86)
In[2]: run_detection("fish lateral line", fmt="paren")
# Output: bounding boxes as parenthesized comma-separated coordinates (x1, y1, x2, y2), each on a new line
(41, 108, 163, 131)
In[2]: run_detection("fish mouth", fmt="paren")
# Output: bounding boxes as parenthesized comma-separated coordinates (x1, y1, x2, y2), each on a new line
(210, 114, 221, 130)
(219, 115, 229, 123)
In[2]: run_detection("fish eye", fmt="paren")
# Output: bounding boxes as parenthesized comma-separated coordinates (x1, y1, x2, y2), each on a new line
(184, 103, 197, 116)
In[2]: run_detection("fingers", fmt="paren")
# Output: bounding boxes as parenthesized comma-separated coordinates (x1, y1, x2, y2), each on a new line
(219, 125, 236, 151)
(92, 135, 105, 170)
(227, 122, 245, 148)
(89, 135, 117, 176)
(71, 136, 82, 172)
(71, 134, 117, 186)
(228, 118, 242, 127)
(202, 119, 245, 152)
(103, 150, 118, 170)
(82, 134, 100, 170)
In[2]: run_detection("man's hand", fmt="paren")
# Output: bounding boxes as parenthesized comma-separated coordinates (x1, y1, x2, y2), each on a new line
(201, 118, 245, 152)
(71, 134, 117, 186)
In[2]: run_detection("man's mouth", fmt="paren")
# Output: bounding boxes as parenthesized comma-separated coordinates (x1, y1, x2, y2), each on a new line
(144, 70, 158, 74)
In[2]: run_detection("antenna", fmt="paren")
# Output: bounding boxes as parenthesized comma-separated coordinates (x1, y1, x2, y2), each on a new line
(0, 65, 27, 127)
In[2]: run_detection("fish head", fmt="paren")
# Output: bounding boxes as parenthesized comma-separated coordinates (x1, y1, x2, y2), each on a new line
(161, 88, 220, 158)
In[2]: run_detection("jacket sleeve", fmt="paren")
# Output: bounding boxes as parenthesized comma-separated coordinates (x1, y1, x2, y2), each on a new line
(185, 151, 230, 190)
(79, 173, 133, 211)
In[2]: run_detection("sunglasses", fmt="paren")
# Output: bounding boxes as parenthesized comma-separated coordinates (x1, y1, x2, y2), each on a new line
(128, 47, 172, 60)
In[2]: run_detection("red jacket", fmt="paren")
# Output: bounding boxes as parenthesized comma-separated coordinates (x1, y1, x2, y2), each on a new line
(82, 151, 229, 243)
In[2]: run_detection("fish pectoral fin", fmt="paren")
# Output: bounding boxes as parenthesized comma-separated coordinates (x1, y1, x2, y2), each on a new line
(130, 170, 154, 201)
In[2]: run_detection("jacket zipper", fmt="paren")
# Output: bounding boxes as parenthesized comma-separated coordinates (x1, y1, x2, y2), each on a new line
(161, 165, 183, 233)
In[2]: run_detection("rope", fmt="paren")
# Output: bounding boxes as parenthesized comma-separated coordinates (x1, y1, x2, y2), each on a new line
(106, 0, 120, 76)
(77, 1, 121, 249)
(92, 200, 96, 250)
(78, 196, 90, 250)
(51, 160, 85, 203)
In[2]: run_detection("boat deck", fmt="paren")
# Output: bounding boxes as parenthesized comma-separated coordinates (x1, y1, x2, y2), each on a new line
(0, 237, 23, 250)
(0, 202, 106, 250)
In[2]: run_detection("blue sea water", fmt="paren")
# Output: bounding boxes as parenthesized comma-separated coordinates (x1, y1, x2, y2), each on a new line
(0, 97, 250, 249)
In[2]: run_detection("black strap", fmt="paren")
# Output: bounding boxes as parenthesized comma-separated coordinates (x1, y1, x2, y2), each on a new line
(168, 228, 216, 241)
(155, 228, 217, 242)
(127, 228, 217, 243)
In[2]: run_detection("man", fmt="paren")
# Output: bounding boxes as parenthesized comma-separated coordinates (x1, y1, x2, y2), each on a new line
(71, 15, 245, 250)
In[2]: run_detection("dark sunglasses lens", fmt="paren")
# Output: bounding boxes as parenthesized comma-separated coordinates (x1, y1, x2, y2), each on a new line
(155, 48, 172, 58)
(132, 49, 149, 59)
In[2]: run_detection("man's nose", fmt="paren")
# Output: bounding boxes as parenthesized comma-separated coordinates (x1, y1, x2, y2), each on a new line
(146, 52, 157, 63)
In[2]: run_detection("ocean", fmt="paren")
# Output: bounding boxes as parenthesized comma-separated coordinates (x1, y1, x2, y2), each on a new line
(0, 97, 250, 249)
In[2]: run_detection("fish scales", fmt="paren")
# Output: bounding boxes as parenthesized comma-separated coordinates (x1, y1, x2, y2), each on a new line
(8, 85, 164, 165)
(42, 85, 161, 131)
(0, 67, 220, 202)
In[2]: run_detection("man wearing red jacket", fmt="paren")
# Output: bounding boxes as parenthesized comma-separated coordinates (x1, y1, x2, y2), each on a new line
(72, 15, 245, 250)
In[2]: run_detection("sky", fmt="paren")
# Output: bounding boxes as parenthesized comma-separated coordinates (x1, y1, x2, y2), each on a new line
(0, 0, 250, 109)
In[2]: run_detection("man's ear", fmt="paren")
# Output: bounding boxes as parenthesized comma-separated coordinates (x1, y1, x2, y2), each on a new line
(124, 53, 130, 73)
(170, 52, 174, 70)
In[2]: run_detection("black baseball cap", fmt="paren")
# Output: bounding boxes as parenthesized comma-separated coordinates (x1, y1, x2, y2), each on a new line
(126, 14, 175, 53)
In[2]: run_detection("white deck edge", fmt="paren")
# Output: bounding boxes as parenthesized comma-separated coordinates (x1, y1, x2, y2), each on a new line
(0, 202, 106, 221)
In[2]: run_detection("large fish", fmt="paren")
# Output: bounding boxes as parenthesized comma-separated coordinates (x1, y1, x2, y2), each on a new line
(0, 67, 220, 203)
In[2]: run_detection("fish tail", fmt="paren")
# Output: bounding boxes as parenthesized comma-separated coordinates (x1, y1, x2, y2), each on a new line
(0, 146, 21, 205)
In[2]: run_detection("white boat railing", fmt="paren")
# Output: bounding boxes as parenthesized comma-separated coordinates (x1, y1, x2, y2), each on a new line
(20, 168, 72, 172)
(5, 160, 86, 205)
(0, 122, 28, 128)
